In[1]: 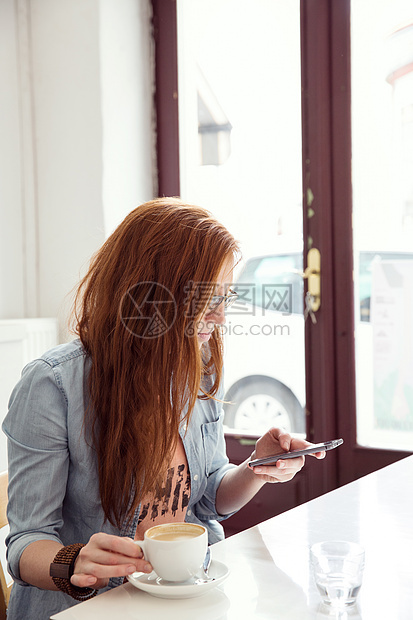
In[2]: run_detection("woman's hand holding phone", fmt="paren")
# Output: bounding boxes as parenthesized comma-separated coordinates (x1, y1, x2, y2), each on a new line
(247, 428, 340, 484)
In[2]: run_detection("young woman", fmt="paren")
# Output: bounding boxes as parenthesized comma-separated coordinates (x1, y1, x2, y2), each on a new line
(3, 198, 324, 618)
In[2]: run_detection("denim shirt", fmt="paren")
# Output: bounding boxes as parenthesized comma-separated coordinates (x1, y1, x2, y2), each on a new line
(2, 339, 236, 620)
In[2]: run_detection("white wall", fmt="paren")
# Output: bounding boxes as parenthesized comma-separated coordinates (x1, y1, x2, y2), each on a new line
(100, 0, 156, 237)
(0, 0, 26, 319)
(0, 0, 156, 341)
(0, 0, 155, 480)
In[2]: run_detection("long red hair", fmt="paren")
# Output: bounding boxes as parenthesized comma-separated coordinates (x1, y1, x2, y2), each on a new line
(73, 198, 239, 527)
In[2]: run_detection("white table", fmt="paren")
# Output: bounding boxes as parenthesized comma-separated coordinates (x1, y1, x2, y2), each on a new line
(51, 455, 413, 620)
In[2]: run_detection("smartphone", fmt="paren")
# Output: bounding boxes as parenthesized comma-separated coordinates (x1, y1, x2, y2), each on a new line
(248, 438, 343, 468)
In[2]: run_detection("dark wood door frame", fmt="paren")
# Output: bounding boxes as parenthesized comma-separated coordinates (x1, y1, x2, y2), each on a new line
(302, 0, 409, 489)
(151, 0, 180, 198)
(300, 0, 339, 499)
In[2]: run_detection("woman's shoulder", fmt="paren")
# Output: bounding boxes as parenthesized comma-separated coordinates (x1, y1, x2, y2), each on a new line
(12, 338, 89, 400)
(39, 338, 87, 368)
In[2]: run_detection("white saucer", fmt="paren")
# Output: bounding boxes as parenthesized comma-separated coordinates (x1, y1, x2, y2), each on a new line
(127, 560, 229, 599)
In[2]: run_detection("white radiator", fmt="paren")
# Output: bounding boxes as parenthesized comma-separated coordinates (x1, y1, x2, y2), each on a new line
(0, 318, 58, 472)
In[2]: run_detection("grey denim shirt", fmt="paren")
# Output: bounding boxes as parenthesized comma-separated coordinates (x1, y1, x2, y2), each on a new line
(2, 339, 236, 620)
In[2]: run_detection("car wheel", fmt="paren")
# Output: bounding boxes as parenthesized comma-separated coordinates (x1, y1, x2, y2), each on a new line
(224, 379, 305, 435)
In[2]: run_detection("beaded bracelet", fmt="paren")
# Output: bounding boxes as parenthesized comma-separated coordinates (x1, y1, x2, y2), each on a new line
(50, 543, 97, 601)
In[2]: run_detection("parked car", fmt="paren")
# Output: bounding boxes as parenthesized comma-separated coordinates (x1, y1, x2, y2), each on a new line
(222, 250, 413, 435)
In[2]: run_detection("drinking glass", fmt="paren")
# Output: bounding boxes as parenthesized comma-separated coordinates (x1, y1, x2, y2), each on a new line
(310, 541, 365, 609)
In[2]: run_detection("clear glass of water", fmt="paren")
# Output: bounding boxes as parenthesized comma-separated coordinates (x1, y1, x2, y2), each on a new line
(310, 541, 365, 609)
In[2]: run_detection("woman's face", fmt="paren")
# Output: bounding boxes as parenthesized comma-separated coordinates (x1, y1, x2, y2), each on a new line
(197, 258, 234, 348)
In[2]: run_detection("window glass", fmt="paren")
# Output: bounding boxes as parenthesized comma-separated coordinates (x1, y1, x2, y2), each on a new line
(235, 255, 303, 315)
(177, 0, 305, 436)
(352, 0, 413, 449)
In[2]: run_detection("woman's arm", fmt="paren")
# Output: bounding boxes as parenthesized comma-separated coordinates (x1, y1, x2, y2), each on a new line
(216, 427, 325, 515)
(19, 534, 152, 591)
(19, 540, 63, 590)
(4, 356, 152, 592)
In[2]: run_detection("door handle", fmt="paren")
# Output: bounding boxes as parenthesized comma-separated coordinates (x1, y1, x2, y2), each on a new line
(303, 248, 321, 312)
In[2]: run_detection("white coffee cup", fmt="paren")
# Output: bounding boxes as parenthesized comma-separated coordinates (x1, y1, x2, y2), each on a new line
(135, 522, 208, 582)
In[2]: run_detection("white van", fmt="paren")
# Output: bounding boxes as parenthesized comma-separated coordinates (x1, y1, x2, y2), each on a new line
(223, 250, 413, 435)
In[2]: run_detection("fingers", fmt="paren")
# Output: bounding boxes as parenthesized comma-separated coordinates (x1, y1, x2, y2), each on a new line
(265, 432, 328, 459)
(70, 573, 106, 589)
(89, 533, 142, 559)
(266, 427, 292, 451)
(310, 450, 326, 459)
(72, 533, 153, 589)
(251, 455, 305, 483)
